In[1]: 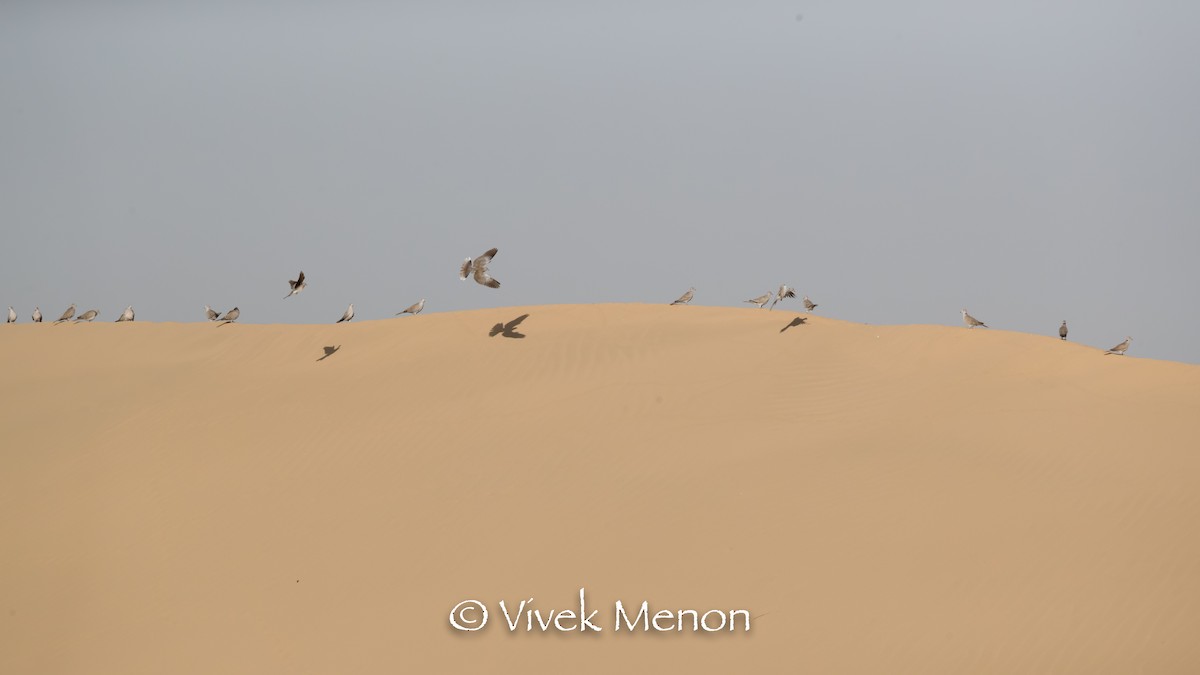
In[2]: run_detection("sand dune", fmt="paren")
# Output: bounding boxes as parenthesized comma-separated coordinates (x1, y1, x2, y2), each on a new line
(2, 304, 1198, 674)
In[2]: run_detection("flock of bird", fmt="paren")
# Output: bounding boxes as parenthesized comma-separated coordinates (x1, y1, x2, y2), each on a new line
(3, 246, 1134, 355)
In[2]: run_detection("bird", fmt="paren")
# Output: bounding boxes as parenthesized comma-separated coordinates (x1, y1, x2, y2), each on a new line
(6, 306, 14, 323)
(116, 306, 134, 322)
(961, 309, 987, 329)
(218, 307, 240, 324)
(1105, 337, 1131, 356)
(803, 295, 818, 312)
(284, 271, 307, 298)
(396, 299, 425, 316)
(32, 307, 42, 323)
(74, 309, 99, 322)
(1059, 321, 1068, 341)
(54, 304, 77, 323)
(336, 304, 354, 323)
(204, 305, 220, 321)
(744, 292, 772, 308)
(769, 285, 796, 310)
(460, 248, 500, 288)
(671, 287, 695, 305)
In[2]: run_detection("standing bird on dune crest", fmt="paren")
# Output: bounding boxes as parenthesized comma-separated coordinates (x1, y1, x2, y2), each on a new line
(336, 304, 355, 323)
(1105, 337, 1131, 355)
(769, 285, 796, 311)
(460, 248, 501, 288)
(205, 305, 220, 321)
(284, 271, 307, 299)
(671, 287, 695, 305)
(744, 292, 772, 308)
(74, 309, 99, 322)
(6, 306, 14, 323)
(116, 306, 135, 322)
(397, 299, 425, 316)
(1059, 321, 1068, 341)
(32, 307, 42, 323)
(804, 295, 818, 312)
(54, 304, 77, 323)
(961, 309, 987, 329)
(219, 307, 240, 324)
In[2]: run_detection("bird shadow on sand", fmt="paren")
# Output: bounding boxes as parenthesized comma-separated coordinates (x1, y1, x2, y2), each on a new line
(489, 314, 529, 339)
(317, 345, 341, 361)
(780, 317, 808, 333)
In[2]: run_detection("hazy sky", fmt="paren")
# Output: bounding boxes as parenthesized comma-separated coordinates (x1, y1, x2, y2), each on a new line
(2, 1, 1198, 363)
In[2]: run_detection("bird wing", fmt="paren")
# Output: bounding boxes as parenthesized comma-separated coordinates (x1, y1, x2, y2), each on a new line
(475, 268, 500, 288)
(475, 248, 498, 266)
(780, 286, 796, 300)
(296, 271, 305, 285)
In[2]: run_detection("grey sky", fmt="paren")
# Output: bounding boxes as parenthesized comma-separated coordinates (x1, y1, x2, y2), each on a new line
(2, 2, 1198, 363)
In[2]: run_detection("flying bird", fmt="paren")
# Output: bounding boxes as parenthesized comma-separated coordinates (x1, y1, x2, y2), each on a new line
(397, 299, 425, 316)
(336, 304, 355, 323)
(116, 306, 134, 322)
(803, 295, 818, 312)
(219, 307, 240, 324)
(6, 306, 14, 323)
(205, 305, 220, 321)
(32, 307, 42, 323)
(284, 271, 307, 298)
(1059, 321, 1068, 341)
(1105, 337, 1131, 356)
(54, 304, 77, 323)
(744, 292, 773, 308)
(961, 309, 987, 329)
(74, 309, 99, 322)
(769, 285, 796, 310)
(460, 248, 500, 288)
(671, 287, 695, 305)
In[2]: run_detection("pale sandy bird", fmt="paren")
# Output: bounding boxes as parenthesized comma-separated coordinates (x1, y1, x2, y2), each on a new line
(204, 305, 220, 321)
(1059, 321, 1068, 340)
(744, 292, 772, 308)
(32, 307, 42, 323)
(1105, 337, 1131, 355)
(460, 248, 500, 288)
(54, 304, 76, 323)
(6, 306, 14, 323)
(769, 285, 796, 311)
(961, 309, 987, 329)
(336, 303, 354, 323)
(803, 295, 818, 312)
(284, 270, 307, 298)
(116, 306, 135, 322)
(671, 287, 695, 305)
(396, 299, 425, 316)
(74, 309, 99, 322)
(219, 307, 240, 323)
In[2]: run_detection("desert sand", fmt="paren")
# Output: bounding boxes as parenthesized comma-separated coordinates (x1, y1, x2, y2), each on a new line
(2, 303, 1199, 674)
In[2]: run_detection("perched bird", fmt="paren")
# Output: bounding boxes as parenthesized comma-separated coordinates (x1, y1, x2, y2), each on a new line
(284, 271, 307, 299)
(6, 306, 14, 323)
(744, 292, 772, 308)
(671, 287, 695, 305)
(460, 248, 500, 288)
(116, 306, 135, 322)
(769, 285, 796, 311)
(32, 307, 42, 323)
(54, 304, 77, 323)
(74, 309, 99, 322)
(204, 305, 220, 321)
(336, 303, 355, 323)
(1105, 337, 1131, 356)
(1059, 321, 1068, 341)
(396, 299, 425, 316)
(219, 307, 240, 324)
(803, 295, 818, 312)
(961, 309, 987, 329)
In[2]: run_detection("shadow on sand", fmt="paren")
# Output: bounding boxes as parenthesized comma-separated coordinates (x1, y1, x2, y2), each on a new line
(317, 345, 341, 361)
(780, 317, 808, 333)
(489, 314, 529, 339)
